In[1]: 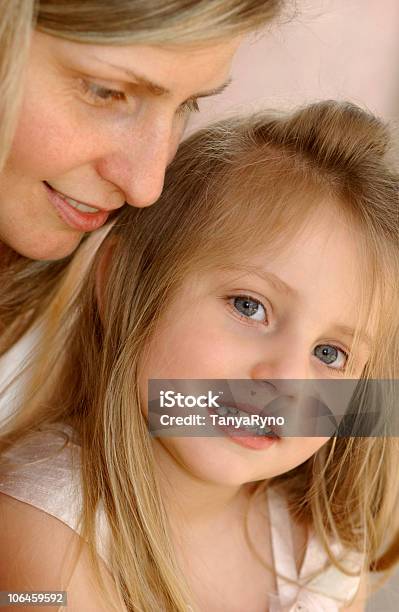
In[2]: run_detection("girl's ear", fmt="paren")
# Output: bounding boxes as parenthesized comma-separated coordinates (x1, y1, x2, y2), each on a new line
(95, 238, 118, 322)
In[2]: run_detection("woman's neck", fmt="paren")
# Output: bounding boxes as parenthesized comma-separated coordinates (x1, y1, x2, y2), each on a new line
(0, 241, 20, 269)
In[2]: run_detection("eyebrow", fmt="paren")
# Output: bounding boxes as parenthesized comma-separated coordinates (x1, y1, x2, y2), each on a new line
(332, 325, 372, 349)
(93, 58, 232, 99)
(249, 269, 297, 297)
(233, 267, 373, 348)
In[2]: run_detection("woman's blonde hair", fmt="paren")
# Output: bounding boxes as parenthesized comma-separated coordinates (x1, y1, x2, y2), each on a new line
(1, 101, 399, 610)
(0, 0, 34, 170)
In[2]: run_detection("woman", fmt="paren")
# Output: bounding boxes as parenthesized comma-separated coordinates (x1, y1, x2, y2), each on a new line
(0, 0, 282, 362)
(0, 0, 281, 261)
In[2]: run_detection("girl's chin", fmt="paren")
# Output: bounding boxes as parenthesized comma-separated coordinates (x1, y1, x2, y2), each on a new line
(162, 443, 279, 487)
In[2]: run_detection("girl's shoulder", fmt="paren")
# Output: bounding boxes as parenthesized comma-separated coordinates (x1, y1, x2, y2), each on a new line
(267, 486, 365, 612)
(0, 425, 83, 532)
(0, 427, 122, 611)
(0, 424, 110, 565)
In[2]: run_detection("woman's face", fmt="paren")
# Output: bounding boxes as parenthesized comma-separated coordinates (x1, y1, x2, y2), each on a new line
(0, 32, 239, 260)
(140, 204, 373, 488)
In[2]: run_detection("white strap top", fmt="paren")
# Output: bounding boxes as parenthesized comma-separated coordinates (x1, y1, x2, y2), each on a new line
(0, 427, 363, 611)
(267, 488, 363, 611)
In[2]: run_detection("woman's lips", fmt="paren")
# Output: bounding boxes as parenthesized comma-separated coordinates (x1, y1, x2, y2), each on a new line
(43, 181, 110, 232)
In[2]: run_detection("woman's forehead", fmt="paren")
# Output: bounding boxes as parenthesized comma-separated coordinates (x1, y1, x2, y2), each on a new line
(32, 31, 238, 103)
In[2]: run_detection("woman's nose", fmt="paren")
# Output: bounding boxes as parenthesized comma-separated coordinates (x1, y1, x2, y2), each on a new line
(96, 117, 180, 208)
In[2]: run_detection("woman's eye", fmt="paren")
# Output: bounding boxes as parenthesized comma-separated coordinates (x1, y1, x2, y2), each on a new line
(314, 344, 348, 370)
(81, 80, 126, 105)
(230, 296, 267, 323)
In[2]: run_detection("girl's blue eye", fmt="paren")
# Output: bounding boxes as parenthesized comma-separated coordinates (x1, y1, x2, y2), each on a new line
(314, 344, 347, 370)
(231, 296, 267, 322)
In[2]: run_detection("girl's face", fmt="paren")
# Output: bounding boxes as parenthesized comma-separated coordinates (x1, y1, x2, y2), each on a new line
(0, 32, 239, 260)
(140, 203, 372, 487)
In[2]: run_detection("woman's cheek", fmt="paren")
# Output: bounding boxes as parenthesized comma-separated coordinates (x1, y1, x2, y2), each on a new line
(9, 103, 72, 177)
(8, 85, 100, 179)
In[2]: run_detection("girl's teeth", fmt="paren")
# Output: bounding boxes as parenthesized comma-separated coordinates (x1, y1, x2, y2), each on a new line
(64, 195, 99, 214)
(213, 405, 275, 436)
(256, 426, 274, 437)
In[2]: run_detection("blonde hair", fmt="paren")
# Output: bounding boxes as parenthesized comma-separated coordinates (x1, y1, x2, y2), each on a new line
(0, 0, 34, 170)
(1, 101, 399, 610)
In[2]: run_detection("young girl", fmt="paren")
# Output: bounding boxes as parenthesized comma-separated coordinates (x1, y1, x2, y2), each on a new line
(0, 101, 398, 612)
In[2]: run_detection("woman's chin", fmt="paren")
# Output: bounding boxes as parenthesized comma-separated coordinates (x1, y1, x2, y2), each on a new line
(4, 229, 84, 261)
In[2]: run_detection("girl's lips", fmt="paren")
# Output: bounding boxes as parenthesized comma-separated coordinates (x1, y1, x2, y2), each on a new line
(43, 182, 110, 232)
(221, 401, 282, 437)
(208, 407, 279, 451)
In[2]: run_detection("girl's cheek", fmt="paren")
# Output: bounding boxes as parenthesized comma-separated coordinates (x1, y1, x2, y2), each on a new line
(290, 437, 330, 462)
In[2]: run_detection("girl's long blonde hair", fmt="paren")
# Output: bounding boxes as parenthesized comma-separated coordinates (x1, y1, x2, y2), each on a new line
(1, 101, 399, 610)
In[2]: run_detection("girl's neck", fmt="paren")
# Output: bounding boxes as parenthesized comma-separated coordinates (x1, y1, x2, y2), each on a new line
(153, 439, 255, 527)
(153, 440, 276, 612)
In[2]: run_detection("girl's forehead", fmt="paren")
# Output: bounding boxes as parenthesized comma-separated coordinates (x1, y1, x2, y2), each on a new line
(213, 200, 363, 289)
(191, 202, 374, 344)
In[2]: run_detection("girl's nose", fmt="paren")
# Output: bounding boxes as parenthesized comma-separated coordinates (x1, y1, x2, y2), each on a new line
(250, 352, 319, 435)
(250, 348, 312, 383)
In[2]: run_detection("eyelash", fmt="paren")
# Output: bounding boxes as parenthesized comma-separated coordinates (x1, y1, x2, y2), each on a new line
(225, 294, 269, 326)
(314, 345, 349, 374)
(177, 98, 200, 116)
(224, 294, 350, 373)
(80, 80, 126, 105)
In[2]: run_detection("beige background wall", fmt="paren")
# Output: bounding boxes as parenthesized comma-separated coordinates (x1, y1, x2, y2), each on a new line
(190, 2, 399, 610)
(190, 0, 399, 134)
